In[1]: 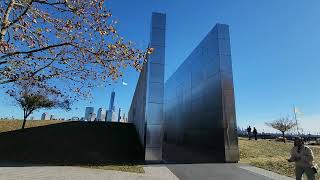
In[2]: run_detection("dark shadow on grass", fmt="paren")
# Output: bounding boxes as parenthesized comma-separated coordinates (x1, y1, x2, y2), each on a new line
(0, 121, 144, 167)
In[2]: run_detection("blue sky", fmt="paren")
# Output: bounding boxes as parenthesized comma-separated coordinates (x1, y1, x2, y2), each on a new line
(1, 0, 319, 134)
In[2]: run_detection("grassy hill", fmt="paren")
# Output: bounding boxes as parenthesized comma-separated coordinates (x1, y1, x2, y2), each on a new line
(0, 120, 64, 133)
(0, 120, 144, 167)
(239, 137, 320, 178)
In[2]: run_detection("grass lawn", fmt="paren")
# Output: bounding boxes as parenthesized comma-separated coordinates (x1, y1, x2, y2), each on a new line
(239, 137, 320, 178)
(83, 164, 144, 173)
(0, 120, 64, 132)
(0, 120, 144, 173)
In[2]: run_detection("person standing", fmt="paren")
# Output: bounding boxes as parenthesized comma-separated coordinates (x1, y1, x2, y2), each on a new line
(288, 137, 316, 180)
(253, 127, 258, 140)
(247, 126, 252, 140)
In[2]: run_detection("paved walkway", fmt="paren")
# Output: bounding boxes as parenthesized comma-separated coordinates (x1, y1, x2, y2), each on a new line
(239, 164, 294, 180)
(0, 164, 294, 180)
(0, 166, 179, 180)
(166, 163, 294, 180)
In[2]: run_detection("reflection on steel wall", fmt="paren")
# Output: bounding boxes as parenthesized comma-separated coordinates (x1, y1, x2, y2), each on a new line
(128, 63, 147, 146)
(128, 12, 166, 161)
(163, 24, 239, 163)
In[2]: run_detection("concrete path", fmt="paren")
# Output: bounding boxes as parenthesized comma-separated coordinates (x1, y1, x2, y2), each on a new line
(0, 166, 179, 180)
(0, 164, 294, 180)
(166, 163, 294, 180)
(239, 165, 294, 180)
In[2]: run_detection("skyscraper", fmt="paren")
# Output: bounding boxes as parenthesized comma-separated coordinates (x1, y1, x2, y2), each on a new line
(97, 108, 106, 121)
(106, 110, 116, 122)
(41, 112, 49, 120)
(117, 108, 121, 122)
(106, 111, 109, 121)
(84, 107, 94, 121)
(119, 112, 127, 123)
(106, 90, 116, 122)
(109, 90, 115, 111)
(91, 112, 96, 121)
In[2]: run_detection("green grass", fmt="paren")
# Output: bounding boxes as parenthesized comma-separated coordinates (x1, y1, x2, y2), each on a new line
(239, 137, 320, 178)
(0, 120, 144, 173)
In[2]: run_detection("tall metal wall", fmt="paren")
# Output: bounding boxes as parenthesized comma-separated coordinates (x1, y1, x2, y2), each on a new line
(129, 15, 238, 163)
(128, 12, 166, 161)
(163, 24, 239, 163)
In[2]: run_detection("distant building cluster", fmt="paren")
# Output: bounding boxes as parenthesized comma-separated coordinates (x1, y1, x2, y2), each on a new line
(39, 90, 128, 123)
(83, 90, 128, 122)
(40, 112, 65, 121)
(41, 113, 55, 120)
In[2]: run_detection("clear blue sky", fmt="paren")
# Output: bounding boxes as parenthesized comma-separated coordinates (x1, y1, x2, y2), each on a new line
(1, 0, 319, 133)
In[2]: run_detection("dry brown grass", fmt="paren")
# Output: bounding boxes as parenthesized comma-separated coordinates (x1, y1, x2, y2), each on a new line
(83, 164, 144, 173)
(239, 137, 320, 178)
(0, 120, 64, 132)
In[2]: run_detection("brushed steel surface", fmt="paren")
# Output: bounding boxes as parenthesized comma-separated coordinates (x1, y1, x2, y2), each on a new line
(129, 16, 238, 163)
(129, 13, 166, 161)
(163, 24, 239, 163)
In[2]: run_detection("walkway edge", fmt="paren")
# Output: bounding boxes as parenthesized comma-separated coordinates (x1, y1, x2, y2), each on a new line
(239, 165, 294, 180)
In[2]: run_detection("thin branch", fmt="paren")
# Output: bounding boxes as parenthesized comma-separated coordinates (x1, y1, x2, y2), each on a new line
(0, 79, 16, 84)
(0, 42, 72, 60)
(15, 23, 44, 47)
(6, 29, 11, 43)
(33, 0, 67, 6)
(9, 0, 34, 27)
(1, 0, 15, 41)
(30, 58, 56, 76)
(26, 108, 34, 118)
(33, 0, 74, 13)
(0, 60, 8, 65)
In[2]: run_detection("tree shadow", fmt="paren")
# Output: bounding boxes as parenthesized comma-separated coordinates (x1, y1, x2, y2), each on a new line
(0, 121, 144, 167)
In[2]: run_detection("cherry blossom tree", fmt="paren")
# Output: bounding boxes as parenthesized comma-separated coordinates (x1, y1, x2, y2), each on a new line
(0, 0, 153, 98)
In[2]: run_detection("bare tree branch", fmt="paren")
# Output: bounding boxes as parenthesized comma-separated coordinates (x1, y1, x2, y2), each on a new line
(1, 0, 15, 41)
(8, 0, 34, 28)
(0, 42, 72, 60)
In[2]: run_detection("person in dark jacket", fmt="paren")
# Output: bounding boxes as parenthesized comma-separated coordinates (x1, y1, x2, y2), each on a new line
(253, 127, 258, 140)
(247, 126, 252, 140)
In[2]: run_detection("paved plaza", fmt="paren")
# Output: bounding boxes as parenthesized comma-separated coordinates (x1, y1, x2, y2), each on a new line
(0, 164, 294, 180)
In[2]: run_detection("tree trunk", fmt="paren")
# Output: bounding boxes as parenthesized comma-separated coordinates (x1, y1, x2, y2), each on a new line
(22, 109, 33, 129)
(22, 116, 27, 129)
(282, 131, 285, 143)
(22, 109, 27, 129)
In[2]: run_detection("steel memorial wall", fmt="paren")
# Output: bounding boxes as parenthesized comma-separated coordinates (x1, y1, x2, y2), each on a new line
(163, 24, 239, 163)
(128, 12, 166, 161)
(129, 13, 239, 163)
